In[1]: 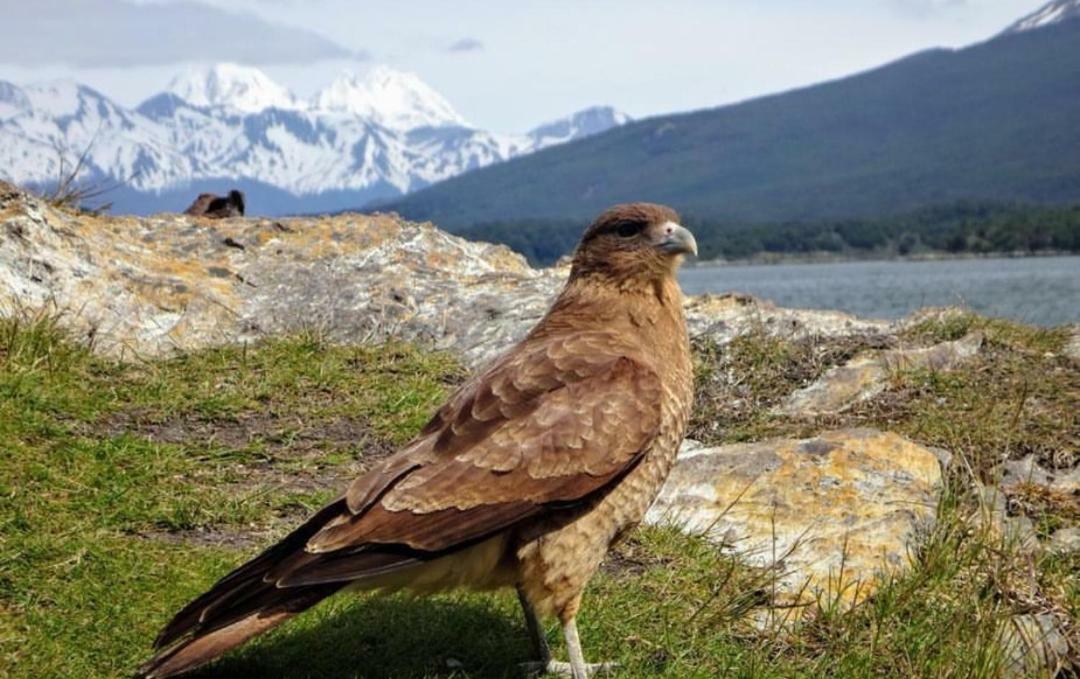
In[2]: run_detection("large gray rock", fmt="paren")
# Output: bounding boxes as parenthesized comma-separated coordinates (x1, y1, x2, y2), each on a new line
(0, 184, 893, 367)
(646, 429, 944, 624)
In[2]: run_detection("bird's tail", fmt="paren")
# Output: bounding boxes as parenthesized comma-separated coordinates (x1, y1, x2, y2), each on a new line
(137, 501, 355, 678)
(137, 583, 339, 678)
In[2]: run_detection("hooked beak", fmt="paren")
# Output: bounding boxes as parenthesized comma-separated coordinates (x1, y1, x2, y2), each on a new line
(657, 222, 698, 257)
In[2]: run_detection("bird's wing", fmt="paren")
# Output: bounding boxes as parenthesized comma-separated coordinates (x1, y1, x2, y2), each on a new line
(283, 329, 662, 582)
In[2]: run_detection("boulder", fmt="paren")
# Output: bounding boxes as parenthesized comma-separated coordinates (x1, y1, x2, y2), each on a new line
(645, 429, 943, 623)
(776, 332, 983, 417)
(0, 185, 559, 365)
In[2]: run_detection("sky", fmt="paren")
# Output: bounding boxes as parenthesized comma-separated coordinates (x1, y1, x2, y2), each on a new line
(0, 0, 1044, 132)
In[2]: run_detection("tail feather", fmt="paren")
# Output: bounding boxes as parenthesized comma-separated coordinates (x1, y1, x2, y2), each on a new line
(139, 587, 331, 679)
(140, 498, 426, 678)
(154, 501, 349, 648)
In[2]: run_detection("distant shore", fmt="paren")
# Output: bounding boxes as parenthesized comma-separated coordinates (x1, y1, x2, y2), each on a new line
(688, 249, 1078, 268)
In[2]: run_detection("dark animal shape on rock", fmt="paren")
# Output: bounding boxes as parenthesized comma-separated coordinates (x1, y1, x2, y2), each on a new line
(184, 190, 245, 219)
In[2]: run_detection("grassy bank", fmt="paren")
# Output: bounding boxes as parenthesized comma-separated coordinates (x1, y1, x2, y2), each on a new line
(1, 311, 1075, 677)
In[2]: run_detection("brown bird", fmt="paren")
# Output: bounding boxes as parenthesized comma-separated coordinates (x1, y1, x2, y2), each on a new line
(138, 202, 697, 679)
(183, 190, 245, 219)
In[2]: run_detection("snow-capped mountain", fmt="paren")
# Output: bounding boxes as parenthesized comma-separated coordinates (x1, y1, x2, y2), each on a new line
(527, 106, 632, 148)
(0, 64, 629, 215)
(0, 81, 189, 192)
(166, 63, 300, 113)
(1002, 0, 1080, 34)
(312, 66, 468, 130)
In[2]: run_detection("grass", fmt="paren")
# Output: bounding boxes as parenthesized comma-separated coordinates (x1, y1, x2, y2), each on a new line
(1, 310, 1076, 677)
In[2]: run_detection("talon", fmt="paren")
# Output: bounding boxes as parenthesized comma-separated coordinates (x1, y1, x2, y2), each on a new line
(519, 660, 619, 677)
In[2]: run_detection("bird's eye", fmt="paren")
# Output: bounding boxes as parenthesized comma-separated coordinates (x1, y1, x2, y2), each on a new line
(616, 222, 641, 238)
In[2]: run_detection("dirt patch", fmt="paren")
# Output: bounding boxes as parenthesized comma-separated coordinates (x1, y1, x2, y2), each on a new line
(101, 410, 401, 546)
(131, 527, 281, 551)
(103, 411, 390, 454)
(600, 534, 674, 577)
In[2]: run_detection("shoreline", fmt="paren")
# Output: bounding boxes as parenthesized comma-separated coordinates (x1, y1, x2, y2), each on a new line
(687, 249, 1077, 268)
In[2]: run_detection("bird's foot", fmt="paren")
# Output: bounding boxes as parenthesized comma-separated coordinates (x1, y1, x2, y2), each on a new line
(520, 659, 618, 677)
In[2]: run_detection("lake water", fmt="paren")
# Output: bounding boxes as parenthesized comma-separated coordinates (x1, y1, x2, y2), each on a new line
(678, 256, 1079, 326)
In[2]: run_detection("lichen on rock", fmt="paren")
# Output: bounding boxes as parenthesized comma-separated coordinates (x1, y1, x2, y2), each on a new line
(645, 429, 944, 624)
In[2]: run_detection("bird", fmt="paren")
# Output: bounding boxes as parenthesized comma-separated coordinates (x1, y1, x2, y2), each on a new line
(138, 202, 697, 679)
(183, 190, 245, 219)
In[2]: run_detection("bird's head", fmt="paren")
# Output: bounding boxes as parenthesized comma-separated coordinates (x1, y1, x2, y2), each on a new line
(570, 203, 697, 286)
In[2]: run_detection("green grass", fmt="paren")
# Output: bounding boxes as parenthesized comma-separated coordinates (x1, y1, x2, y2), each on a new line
(1, 311, 1076, 677)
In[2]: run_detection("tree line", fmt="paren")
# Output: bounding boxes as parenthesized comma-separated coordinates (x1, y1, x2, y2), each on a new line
(457, 201, 1080, 265)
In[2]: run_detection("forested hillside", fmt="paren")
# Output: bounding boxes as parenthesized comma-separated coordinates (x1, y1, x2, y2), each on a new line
(462, 202, 1080, 265)
(385, 20, 1080, 232)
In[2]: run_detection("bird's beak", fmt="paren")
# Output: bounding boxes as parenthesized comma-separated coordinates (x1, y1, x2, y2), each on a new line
(657, 222, 698, 257)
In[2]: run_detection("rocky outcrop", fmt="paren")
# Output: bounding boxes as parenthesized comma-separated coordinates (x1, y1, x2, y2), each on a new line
(776, 333, 983, 417)
(644, 429, 944, 624)
(0, 184, 892, 366)
(683, 292, 890, 346)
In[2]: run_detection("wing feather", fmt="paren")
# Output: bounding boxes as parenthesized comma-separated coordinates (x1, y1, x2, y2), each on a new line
(296, 334, 661, 565)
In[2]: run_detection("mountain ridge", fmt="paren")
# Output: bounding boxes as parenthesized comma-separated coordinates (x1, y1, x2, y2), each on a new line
(1002, 0, 1080, 33)
(0, 64, 629, 215)
(383, 18, 1080, 229)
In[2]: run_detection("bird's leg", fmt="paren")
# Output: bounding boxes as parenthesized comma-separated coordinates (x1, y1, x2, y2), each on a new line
(517, 586, 551, 665)
(520, 608, 617, 678)
(559, 616, 617, 679)
(563, 616, 589, 679)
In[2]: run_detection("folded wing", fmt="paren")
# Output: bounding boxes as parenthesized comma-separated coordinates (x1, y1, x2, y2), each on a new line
(151, 330, 662, 661)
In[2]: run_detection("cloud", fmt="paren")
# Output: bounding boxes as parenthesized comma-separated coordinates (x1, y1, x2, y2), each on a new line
(447, 38, 484, 53)
(887, 0, 968, 18)
(0, 0, 359, 67)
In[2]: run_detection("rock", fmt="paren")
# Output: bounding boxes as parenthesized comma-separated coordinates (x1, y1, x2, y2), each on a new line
(0, 184, 560, 366)
(999, 613, 1071, 678)
(645, 429, 943, 623)
(1003, 515, 1041, 554)
(0, 185, 896, 367)
(1065, 325, 1080, 363)
(684, 292, 892, 345)
(927, 446, 954, 470)
(973, 483, 1042, 554)
(1000, 454, 1080, 496)
(776, 333, 983, 416)
(775, 355, 889, 417)
(976, 483, 1010, 520)
(1047, 527, 1080, 554)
